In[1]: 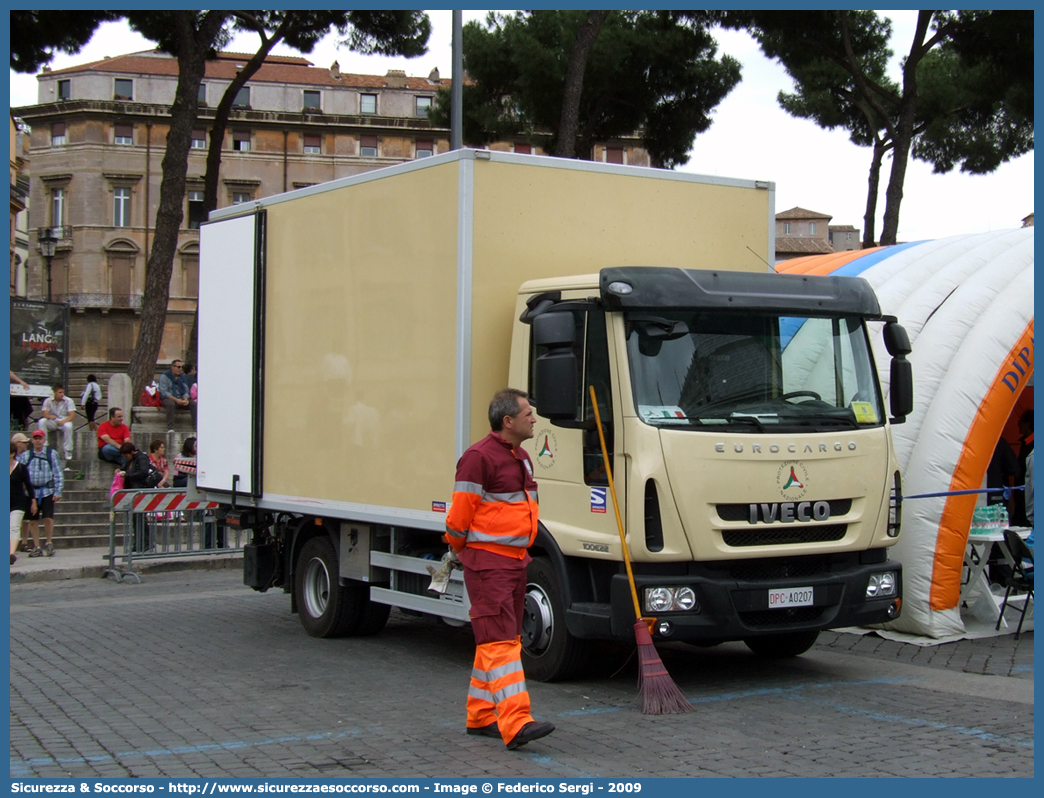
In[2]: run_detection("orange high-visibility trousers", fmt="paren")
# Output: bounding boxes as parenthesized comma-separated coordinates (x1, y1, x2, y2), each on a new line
(467, 638, 534, 743)
(463, 560, 534, 744)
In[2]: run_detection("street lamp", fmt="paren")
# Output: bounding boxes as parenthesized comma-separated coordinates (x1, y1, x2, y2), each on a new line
(37, 226, 58, 302)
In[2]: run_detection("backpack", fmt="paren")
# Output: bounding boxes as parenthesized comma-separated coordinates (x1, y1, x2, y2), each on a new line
(25, 448, 58, 489)
(82, 382, 101, 406)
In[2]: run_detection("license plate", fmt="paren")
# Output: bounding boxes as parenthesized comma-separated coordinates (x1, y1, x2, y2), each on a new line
(767, 586, 814, 608)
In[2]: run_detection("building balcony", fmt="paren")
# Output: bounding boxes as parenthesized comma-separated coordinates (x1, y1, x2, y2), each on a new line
(58, 292, 143, 309)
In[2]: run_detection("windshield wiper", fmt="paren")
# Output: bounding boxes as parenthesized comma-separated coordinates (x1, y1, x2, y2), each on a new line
(691, 414, 767, 432)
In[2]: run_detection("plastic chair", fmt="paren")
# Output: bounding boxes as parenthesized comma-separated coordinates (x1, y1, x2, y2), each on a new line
(995, 528, 1034, 639)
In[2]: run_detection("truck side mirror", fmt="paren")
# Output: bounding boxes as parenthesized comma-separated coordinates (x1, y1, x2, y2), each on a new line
(533, 312, 579, 420)
(883, 321, 912, 423)
(883, 321, 912, 356)
(890, 357, 913, 423)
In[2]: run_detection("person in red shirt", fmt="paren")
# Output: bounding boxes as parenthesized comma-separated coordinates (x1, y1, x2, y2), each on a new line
(97, 407, 132, 464)
(444, 388, 554, 751)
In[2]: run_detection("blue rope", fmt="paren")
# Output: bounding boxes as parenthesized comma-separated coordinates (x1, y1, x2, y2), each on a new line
(902, 485, 1024, 501)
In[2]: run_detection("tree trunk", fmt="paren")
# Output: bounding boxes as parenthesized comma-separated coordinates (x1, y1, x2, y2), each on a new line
(189, 31, 280, 362)
(554, 10, 608, 159)
(202, 37, 280, 217)
(879, 11, 932, 246)
(879, 99, 915, 246)
(128, 11, 227, 397)
(861, 138, 886, 249)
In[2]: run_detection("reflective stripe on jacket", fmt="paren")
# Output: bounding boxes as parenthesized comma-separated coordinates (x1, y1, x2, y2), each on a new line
(444, 432, 538, 560)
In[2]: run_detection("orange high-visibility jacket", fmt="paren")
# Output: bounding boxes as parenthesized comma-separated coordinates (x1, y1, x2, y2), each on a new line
(444, 432, 539, 560)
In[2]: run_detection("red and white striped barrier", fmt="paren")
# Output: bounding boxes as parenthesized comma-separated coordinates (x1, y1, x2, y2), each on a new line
(172, 456, 197, 474)
(112, 489, 220, 513)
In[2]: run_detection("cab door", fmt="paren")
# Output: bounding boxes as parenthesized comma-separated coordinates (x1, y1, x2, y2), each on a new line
(522, 307, 624, 558)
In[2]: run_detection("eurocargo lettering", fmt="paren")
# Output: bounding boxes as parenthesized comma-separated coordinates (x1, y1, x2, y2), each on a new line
(194, 150, 912, 679)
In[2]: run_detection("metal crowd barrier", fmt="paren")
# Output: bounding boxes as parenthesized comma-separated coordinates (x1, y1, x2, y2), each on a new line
(105, 488, 242, 583)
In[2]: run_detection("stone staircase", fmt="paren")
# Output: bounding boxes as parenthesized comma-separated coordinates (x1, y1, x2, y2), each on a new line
(52, 484, 114, 549)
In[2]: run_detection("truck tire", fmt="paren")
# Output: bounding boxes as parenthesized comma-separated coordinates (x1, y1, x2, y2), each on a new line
(521, 557, 590, 682)
(743, 630, 820, 658)
(295, 536, 387, 638)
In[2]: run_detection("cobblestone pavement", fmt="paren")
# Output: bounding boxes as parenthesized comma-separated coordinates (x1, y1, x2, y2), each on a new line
(9, 570, 1033, 779)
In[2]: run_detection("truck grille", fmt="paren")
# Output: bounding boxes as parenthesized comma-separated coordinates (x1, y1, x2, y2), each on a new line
(722, 556, 828, 581)
(722, 524, 847, 547)
(716, 499, 853, 522)
(740, 606, 824, 628)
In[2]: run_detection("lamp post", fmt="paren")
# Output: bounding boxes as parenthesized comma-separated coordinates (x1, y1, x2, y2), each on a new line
(37, 226, 58, 302)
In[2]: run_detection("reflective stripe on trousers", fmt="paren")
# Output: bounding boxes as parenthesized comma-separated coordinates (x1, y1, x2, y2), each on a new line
(466, 638, 533, 744)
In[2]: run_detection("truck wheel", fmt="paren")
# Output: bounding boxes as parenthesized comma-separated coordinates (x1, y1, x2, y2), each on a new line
(521, 557, 590, 682)
(295, 536, 363, 638)
(743, 630, 820, 658)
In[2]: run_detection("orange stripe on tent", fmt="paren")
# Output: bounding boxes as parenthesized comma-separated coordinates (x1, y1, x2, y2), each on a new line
(929, 320, 1035, 611)
(775, 248, 883, 275)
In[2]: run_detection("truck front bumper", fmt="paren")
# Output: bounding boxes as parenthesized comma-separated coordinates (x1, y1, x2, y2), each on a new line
(594, 553, 902, 643)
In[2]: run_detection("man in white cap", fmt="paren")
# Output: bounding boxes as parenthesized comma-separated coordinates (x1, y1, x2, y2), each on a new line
(18, 429, 63, 556)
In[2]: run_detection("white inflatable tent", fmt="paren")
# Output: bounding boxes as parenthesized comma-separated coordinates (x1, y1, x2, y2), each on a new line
(777, 227, 1034, 637)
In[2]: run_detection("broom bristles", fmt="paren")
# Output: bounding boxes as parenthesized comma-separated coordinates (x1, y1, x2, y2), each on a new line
(633, 620, 692, 715)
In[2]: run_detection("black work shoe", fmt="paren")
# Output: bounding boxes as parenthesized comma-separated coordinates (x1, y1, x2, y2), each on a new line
(506, 720, 555, 750)
(466, 722, 501, 739)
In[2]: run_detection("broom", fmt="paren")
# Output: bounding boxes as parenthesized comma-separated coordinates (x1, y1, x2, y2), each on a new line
(589, 386, 692, 715)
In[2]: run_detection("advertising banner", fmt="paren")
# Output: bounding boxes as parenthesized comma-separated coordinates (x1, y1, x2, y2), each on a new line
(10, 298, 69, 397)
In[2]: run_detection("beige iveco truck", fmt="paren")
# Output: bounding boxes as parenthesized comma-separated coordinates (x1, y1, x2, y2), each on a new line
(196, 150, 912, 681)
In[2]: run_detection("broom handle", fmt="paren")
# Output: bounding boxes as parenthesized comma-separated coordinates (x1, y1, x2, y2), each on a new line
(589, 385, 644, 623)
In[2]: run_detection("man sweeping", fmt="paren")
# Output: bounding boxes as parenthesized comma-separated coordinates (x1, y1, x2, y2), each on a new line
(445, 388, 555, 750)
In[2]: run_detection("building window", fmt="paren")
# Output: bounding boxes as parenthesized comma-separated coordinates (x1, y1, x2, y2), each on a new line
(50, 122, 66, 147)
(109, 255, 133, 309)
(415, 140, 433, 159)
(114, 187, 131, 228)
(57, 80, 71, 101)
(605, 146, 624, 164)
(303, 134, 321, 155)
(197, 83, 207, 105)
(51, 188, 65, 227)
(231, 192, 252, 205)
(182, 254, 199, 299)
(114, 78, 133, 101)
(187, 190, 205, 230)
(232, 130, 251, 152)
(360, 135, 378, 158)
(783, 222, 791, 235)
(233, 86, 250, 108)
(303, 90, 321, 111)
(360, 93, 377, 114)
(415, 96, 432, 117)
(809, 222, 817, 235)
(191, 129, 206, 149)
(114, 123, 133, 145)
(514, 142, 531, 155)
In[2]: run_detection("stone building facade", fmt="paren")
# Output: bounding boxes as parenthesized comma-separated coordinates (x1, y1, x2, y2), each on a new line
(13, 49, 650, 369)
(9, 115, 29, 297)
(774, 206, 834, 261)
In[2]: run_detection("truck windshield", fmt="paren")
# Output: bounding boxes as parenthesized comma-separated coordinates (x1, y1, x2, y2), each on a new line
(625, 310, 884, 431)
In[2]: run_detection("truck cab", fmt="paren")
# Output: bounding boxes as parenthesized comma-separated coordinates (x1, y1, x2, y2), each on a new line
(512, 267, 912, 680)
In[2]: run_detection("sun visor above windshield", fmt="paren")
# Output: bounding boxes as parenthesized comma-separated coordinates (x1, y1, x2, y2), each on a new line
(600, 267, 881, 318)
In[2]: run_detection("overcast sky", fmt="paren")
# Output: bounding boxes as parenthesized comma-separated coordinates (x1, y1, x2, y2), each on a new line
(9, 10, 1033, 242)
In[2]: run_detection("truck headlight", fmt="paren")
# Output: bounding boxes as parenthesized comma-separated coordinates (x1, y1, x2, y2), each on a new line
(643, 586, 700, 613)
(866, 571, 897, 598)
